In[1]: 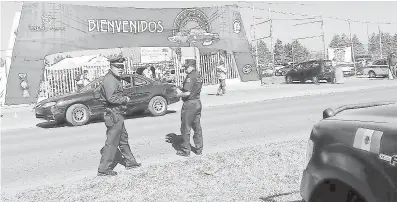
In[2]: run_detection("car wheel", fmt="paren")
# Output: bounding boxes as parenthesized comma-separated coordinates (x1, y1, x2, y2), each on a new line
(368, 71, 376, 78)
(312, 76, 319, 84)
(65, 104, 90, 126)
(311, 181, 366, 202)
(285, 76, 293, 84)
(148, 96, 168, 116)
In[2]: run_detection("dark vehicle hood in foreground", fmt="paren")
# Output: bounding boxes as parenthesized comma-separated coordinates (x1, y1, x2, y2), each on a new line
(328, 103, 397, 124)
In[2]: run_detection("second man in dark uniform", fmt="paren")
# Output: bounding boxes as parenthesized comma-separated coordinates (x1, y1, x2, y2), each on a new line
(176, 59, 204, 157)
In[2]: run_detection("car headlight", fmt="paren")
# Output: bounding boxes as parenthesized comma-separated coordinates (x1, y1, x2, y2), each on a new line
(306, 139, 314, 165)
(42, 102, 57, 108)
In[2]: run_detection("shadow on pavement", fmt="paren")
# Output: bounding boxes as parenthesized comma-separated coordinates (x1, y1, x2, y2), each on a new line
(259, 191, 302, 202)
(36, 110, 177, 129)
(165, 133, 198, 154)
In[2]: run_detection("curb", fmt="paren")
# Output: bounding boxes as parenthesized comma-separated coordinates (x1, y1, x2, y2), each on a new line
(201, 83, 397, 108)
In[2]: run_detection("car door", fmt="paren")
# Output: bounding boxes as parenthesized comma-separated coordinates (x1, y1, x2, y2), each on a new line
(288, 64, 300, 79)
(128, 75, 153, 111)
(120, 75, 138, 113)
(300, 62, 309, 80)
(379, 59, 389, 75)
(371, 60, 388, 75)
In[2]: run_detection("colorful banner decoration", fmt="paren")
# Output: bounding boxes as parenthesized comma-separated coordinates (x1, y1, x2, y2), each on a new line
(5, 2, 257, 104)
(18, 73, 30, 98)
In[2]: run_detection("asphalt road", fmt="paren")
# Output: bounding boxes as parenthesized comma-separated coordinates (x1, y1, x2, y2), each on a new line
(2, 86, 397, 196)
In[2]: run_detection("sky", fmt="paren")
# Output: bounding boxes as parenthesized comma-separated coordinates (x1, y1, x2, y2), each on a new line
(1, 0, 397, 56)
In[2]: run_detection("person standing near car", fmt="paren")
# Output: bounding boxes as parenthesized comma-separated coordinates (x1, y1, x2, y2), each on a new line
(387, 52, 396, 79)
(143, 66, 152, 79)
(176, 59, 203, 157)
(97, 57, 141, 176)
(216, 58, 227, 96)
(332, 58, 344, 84)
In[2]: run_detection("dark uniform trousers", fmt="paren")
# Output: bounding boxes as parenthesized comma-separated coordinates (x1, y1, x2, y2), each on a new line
(180, 99, 203, 154)
(98, 109, 138, 173)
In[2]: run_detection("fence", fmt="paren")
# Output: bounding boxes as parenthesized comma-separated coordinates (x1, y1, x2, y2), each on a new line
(125, 52, 240, 87)
(39, 52, 241, 100)
(42, 65, 109, 98)
(199, 52, 240, 85)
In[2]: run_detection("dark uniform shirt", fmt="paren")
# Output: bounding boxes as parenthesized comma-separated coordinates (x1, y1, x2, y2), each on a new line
(100, 70, 128, 108)
(181, 70, 203, 102)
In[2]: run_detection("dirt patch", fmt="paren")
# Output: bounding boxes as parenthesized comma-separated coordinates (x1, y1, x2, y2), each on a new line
(2, 139, 308, 202)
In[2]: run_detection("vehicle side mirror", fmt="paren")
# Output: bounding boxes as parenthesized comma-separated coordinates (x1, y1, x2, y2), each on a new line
(323, 108, 335, 119)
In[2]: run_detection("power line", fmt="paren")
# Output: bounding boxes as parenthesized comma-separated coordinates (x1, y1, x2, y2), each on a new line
(236, 4, 396, 25)
(270, 10, 396, 25)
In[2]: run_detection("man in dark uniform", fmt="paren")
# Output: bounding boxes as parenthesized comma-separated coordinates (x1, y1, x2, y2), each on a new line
(97, 57, 141, 176)
(176, 59, 204, 157)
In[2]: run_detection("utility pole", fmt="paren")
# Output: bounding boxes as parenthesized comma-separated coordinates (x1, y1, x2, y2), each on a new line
(378, 23, 383, 58)
(366, 22, 370, 54)
(320, 15, 326, 60)
(252, 5, 259, 67)
(269, 8, 275, 72)
(348, 20, 357, 76)
(292, 41, 295, 64)
(252, 4, 262, 83)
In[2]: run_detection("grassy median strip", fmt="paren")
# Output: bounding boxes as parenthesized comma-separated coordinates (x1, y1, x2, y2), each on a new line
(3, 138, 307, 202)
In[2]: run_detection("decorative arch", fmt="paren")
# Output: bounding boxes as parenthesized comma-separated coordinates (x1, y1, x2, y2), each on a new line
(173, 8, 211, 32)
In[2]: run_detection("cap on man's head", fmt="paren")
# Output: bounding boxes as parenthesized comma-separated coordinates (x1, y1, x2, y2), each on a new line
(109, 57, 126, 69)
(183, 59, 196, 68)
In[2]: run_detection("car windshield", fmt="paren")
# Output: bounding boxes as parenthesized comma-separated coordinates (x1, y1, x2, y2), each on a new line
(80, 77, 103, 92)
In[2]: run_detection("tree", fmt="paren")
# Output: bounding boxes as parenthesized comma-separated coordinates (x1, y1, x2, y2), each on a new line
(273, 39, 285, 64)
(381, 33, 393, 56)
(284, 40, 310, 63)
(250, 40, 272, 66)
(294, 40, 310, 63)
(393, 34, 397, 53)
(283, 43, 293, 63)
(368, 33, 379, 58)
(310, 51, 325, 60)
(329, 34, 341, 48)
(340, 34, 350, 47)
(257, 40, 272, 65)
(352, 34, 366, 56)
(368, 32, 396, 59)
(329, 34, 351, 48)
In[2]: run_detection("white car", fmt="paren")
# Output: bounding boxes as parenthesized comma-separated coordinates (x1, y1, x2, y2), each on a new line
(363, 59, 389, 78)
(338, 63, 355, 76)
